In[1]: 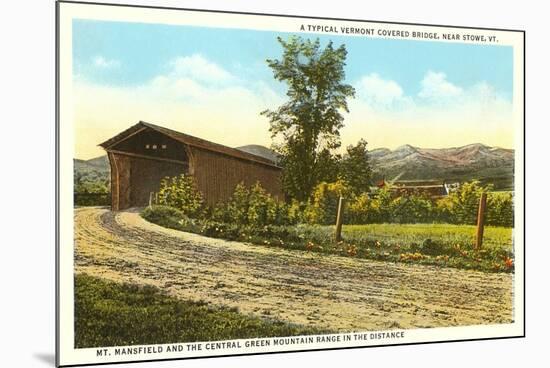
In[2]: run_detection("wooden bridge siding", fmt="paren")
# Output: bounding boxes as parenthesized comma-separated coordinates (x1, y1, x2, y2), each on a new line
(190, 147, 283, 205)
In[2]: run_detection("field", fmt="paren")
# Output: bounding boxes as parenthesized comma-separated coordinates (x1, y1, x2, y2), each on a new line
(292, 223, 513, 272)
(74, 207, 513, 347)
(342, 223, 511, 247)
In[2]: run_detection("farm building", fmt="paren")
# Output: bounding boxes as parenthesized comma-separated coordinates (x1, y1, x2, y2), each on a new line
(99, 121, 283, 210)
(375, 178, 449, 198)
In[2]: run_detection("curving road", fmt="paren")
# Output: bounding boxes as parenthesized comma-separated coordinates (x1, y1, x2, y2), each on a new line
(74, 207, 514, 331)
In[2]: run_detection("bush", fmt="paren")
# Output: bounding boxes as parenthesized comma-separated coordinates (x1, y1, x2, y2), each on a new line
(390, 195, 433, 224)
(247, 183, 277, 227)
(226, 182, 250, 225)
(74, 172, 111, 206)
(74, 193, 111, 206)
(411, 238, 446, 255)
(157, 174, 204, 218)
(346, 187, 393, 224)
(304, 180, 350, 225)
(287, 200, 304, 225)
(211, 182, 296, 227)
(438, 180, 490, 225)
(198, 220, 241, 240)
(141, 205, 189, 231)
(486, 192, 514, 227)
(434, 181, 513, 227)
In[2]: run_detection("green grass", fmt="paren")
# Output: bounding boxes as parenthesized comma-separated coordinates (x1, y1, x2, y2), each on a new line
(75, 274, 327, 348)
(141, 206, 515, 273)
(342, 223, 512, 251)
(296, 223, 514, 272)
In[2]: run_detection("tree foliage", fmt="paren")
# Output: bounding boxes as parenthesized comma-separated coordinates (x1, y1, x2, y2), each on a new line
(340, 139, 372, 195)
(262, 36, 355, 201)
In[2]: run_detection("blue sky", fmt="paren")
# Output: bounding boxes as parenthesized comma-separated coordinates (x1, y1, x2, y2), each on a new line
(72, 19, 514, 159)
(73, 19, 513, 96)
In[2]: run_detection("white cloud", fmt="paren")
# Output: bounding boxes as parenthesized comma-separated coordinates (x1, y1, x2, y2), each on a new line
(169, 54, 235, 84)
(73, 60, 514, 159)
(92, 56, 120, 69)
(74, 54, 285, 159)
(353, 70, 510, 117)
(418, 71, 463, 101)
(346, 70, 513, 150)
(355, 73, 409, 109)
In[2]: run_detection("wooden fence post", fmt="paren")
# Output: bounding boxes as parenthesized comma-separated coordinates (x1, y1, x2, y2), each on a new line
(148, 192, 154, 208)
(475, 193, 487, 249)
(335, 196, 345, 242)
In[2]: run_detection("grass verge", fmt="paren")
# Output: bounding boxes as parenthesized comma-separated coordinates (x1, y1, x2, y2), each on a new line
(141, 206, 514, 273)
(75, 273, 329, 348)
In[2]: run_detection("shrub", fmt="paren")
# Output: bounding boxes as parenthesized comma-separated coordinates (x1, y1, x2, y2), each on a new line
(198, 220, 241, 240)
(440, 180, 491, 225)
(247, 183, 273, 227)
(141, 205, 188, 230)
(434, 197, 453, 223)
(304, 180, 350, 225)
(434, 181, 513, 226)
(390, 195, 433, 224)
(367, 186, 393, 223)
(157, 174, 204, 218)
(486, 192, 514, 227)
(412, 238, 446, 255)
(347, 193, 370, 224)
(210, 182, 295, 227)
(226, 182, 251, 225)
(347, 186, 393, 224)
(287, 200, 304, 225)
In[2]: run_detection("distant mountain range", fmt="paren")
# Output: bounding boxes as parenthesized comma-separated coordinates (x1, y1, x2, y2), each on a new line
(370, 143, 514, 189)
(74, 155, 110, 174)
(74, 142, 514, 190)
(236, 145, 280, 164)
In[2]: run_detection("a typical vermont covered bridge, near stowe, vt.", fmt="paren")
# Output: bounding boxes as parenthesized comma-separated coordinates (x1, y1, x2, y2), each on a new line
(99, 121, 283, 210)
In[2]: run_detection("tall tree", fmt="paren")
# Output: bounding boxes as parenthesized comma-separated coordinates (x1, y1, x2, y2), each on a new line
(340, 139, 372, 195)
(262, 36, 355, 201)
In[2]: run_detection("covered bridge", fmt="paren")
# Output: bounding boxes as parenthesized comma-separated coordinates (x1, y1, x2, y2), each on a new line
(99, 121, 283, 210)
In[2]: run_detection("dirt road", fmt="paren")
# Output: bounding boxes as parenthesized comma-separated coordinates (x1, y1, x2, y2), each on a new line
(74, 207, 514, 331)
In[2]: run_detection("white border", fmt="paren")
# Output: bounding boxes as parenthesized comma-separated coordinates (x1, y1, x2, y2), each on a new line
(57, 2, 525, 366)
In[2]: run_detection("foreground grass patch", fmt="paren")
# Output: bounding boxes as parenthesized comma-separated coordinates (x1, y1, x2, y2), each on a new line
(75, 274, 328, 348)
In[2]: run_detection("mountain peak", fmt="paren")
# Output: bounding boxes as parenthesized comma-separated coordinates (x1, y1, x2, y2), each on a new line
(396, 144, 418, 152)
(236, 145, 279, 164)
(371, 143, 514, 189)
(460, 143, 490, 150)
